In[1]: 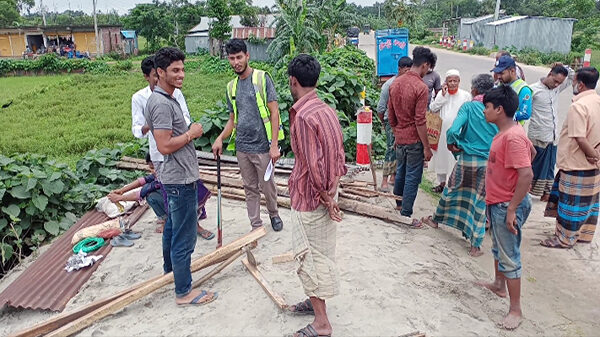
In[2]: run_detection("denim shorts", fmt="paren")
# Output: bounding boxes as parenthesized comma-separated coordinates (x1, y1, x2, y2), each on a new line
(487, 195, 532, 279)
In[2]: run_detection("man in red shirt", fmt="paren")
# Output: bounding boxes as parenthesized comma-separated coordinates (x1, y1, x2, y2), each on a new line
(388, 47, 436, 222)
(286, 54, 347, 337)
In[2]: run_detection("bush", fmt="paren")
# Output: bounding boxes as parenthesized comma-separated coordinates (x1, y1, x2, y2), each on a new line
(113, 60, 133, 72)
(0, 54, 113, 76)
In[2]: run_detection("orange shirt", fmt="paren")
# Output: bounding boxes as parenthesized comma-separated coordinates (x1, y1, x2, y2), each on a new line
(557, 90, 600, 171)
(485, 124, 533, 205)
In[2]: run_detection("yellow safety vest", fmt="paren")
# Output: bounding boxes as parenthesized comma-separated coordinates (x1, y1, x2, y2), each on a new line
(226, 69, 284, 151)
(510, 79, 530, 126)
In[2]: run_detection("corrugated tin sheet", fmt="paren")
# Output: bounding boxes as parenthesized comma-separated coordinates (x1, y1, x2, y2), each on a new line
(0, 205, 148, 312)
(232, 27, 275, 39)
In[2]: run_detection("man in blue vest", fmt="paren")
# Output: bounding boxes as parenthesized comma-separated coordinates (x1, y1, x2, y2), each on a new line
(492, 55, 532, 123)
(212, 39, 284, 232)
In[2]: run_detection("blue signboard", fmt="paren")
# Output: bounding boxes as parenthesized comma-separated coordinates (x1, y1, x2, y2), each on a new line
(376, 29, 409, 77)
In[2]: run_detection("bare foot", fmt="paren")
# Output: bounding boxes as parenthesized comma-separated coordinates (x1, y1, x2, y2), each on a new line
(421, 216, 438, 228)
(175, 289, 216, 306)
(475, 281, 507, 298)
(155, 225, 164, 233)
(498, 310, 523, 330)
(469, 246, 483, 257)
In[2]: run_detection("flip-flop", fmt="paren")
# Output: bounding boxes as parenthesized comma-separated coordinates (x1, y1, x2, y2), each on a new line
(421, 216, 438, 228)
(110, 235, 134, 247)
(293, 324, 331, 337)
(286, 299, 314, 316)
(197, 229, 215, 240)
(406, 218, 425, 229)
(540, 237, 568, 249)
(179, 290, 218, 306)
(121, 231, 141, 240)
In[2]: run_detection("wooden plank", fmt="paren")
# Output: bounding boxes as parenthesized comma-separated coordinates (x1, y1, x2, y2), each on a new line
(242, 258, 287, 310)
(120, 156, 146, 164)
(338, 199, 413, 225)
(348, 186, 403, 201)
(343, 187, 379, 198)
(271, 252, 294, 264)
(39, 228, 266, 337)
(191, 249, 244, 289)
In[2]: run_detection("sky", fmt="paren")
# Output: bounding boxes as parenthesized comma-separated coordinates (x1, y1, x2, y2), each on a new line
(33, 0, 381, 15)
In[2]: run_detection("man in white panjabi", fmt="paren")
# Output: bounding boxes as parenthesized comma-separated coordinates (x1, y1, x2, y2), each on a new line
(429, 69, 472, 192)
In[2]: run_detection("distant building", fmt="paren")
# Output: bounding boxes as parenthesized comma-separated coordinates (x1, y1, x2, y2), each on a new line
(459, 15, 576, 54)
(0, 25, 135, 58)
(185, 14, 277, 60)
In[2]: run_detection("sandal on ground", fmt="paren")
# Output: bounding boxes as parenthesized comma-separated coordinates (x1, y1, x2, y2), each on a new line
(121, 230, 141, 240)
(293, 324, 331, 337)
(540, 237, 569, 249)
(407, 218, 425, 229)
(110, 235, 134, 247)
(286, 298, 314, 315)
(379, 186, 391, 192)
(421, 216, 438, 228)
(178, 290, 218, 306)
(432, 183, 445, 193)
(197, 228, 215, 240)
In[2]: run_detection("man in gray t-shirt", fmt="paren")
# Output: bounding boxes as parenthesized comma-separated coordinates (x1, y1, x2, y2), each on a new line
(145, 47, 217, 306)
(212, 39, 284, 232)
(423, 69, 442, 108)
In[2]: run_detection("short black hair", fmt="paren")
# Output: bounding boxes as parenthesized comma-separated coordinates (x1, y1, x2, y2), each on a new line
(288, 54, 321, 88)
(154, 47, 185, 71)
(141, 56, 154, 76)
(398, 56, 413, 69)
(225, 39, 247, 55)
(575, 67, 599, 89)
(550, 65, 568, 77)
(412, 47, 436, 68)
(483, 85, 519, 118)
(145, 152, 151, 163)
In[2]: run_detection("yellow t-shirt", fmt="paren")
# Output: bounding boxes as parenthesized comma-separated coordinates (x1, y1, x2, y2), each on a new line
(557, 90, 600, 171)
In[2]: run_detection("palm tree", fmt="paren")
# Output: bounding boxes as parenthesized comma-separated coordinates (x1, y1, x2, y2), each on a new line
(383, 0, 418, 28)
(267, 0, 321, 60)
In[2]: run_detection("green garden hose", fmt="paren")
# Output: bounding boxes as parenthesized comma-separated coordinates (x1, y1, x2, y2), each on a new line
(72, 237, 105, 254)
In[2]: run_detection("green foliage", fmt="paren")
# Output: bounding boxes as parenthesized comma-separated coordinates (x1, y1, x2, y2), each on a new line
(0, 0, 20, 27)
(123, 1, 174, 52)
(114, 60, 133, 72)
(0, 54, 116, 76)
(207, 0, 232, 44)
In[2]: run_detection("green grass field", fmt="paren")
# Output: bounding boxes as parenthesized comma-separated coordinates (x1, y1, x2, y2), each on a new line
(0, 71, 231, 164)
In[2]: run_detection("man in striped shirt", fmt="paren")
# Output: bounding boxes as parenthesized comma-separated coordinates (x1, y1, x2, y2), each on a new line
(287, 54, 347, 337)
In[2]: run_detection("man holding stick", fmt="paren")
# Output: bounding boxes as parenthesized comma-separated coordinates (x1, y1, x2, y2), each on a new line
(145, 47, 217, 306)
(286, 54, 347, 337)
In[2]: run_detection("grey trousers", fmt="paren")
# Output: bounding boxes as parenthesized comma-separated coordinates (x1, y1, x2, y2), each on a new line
(236, 151, 279, 228)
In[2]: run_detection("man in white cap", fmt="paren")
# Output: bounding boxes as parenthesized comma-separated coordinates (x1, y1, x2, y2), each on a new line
(429, 69, 471, 192)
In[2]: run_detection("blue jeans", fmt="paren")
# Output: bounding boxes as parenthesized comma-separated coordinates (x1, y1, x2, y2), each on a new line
(487, 195, 532, 279)
(162, 182, 199, 298)
(146, 190, 167, 220)
(393, 142, 424, 217)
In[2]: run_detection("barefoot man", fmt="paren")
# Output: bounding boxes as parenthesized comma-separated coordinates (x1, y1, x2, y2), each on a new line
(145, 47, 217, 306)
(286, 54, 347, 337)
(477, 86, 534, 330)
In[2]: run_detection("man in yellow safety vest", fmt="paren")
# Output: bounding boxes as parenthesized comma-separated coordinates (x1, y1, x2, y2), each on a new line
(212, 39, 284, 232)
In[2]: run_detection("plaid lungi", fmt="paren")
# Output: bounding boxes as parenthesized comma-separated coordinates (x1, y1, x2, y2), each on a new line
(383, 120, 397, 176)
(291, 206, 339, 299)
(433, 154, 488, 248)
(530, 143, 557, 196)
(545, 169, 600, 247)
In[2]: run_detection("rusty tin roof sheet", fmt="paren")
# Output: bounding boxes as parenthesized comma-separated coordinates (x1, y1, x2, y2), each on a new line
(0, 205, 148, 312)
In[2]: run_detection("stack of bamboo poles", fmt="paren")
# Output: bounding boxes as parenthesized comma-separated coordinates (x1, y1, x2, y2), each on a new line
(117, 156, 412, 227)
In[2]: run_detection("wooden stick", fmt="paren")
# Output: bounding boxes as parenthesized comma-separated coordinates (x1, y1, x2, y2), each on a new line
(343, 187, 379, 198)
(338, 191, 368, 202)
(347, 186, 403, 201)
(398, 332, 426, 337)
(338, 199, 413, 225)
(242, 257, 287, 310)
(192, 248, 244, 289)
(43, 228, 266, 337)
(121, 156, 146, 164)
(116, 161, 151, 171)
(271, 252, 294, 264)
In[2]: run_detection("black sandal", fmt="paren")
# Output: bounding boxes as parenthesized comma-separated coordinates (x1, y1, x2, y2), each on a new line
(286, 298, 314, 315)
(294, 324, 331, 337)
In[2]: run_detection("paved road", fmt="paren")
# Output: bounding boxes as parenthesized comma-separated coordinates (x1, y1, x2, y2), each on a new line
(359, 32, 574, 132)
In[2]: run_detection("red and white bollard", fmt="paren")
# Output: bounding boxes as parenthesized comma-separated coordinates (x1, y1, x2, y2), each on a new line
(356, 107, 372, 167)
(463, 39, 467, 51)
(583, 48, 592, 67)
(439, 37, 443, 46)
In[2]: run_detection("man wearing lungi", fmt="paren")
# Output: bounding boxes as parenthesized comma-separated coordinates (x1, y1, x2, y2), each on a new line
(542, 67, 600, 248)
(528, 64, 572, 201)
(286, 54, 347, 337)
